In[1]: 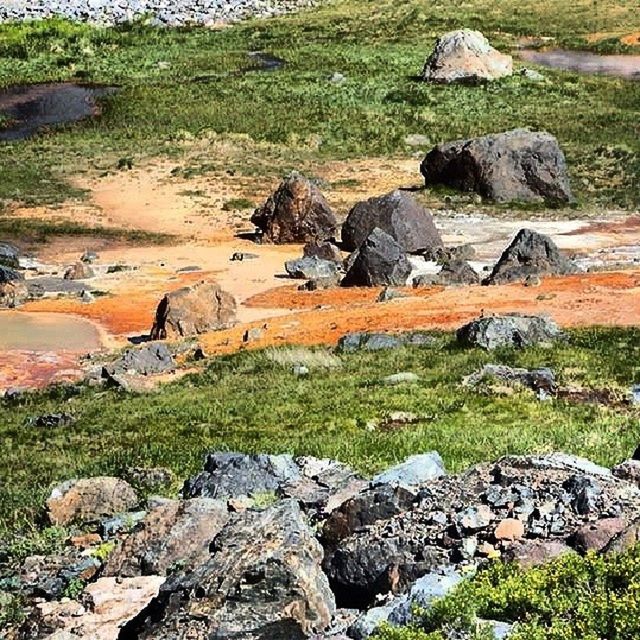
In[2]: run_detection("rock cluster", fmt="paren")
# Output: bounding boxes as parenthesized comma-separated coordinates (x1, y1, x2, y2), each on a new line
(10, 449, 640, 640)
(0, 0, 320, 26)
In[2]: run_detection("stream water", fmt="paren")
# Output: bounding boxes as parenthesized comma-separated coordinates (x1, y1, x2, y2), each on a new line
(0, 312, 102, 351)
(519, 49, 640, 79)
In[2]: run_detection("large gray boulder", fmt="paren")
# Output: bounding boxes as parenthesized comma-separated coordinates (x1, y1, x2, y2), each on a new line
(371, 452, 446, 492)
(420, 129, 573, 204)
(341, 190, 443, 253)
(342, 228, 412, 287)
(485, 228, 578, 284)
(285, 256, 339, 280)
(422, 29, 513, 84)
(124, 500, 336, 639)
(456, 314, 562, 350)
(252, 174, 338, 244)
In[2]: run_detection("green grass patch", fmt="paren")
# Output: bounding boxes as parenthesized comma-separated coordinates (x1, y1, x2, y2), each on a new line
(0, 0, 638, 208)
(1, 327, 640, 537)
(375, 546, 640, 640)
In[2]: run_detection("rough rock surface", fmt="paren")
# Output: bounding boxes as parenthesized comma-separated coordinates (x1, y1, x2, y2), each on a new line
(252, 175, 337, 244)
(342, 228, 412, 287)
(183, 452, 364, 517)
(304, 240, 343, 263)
(24, 576, 165, 640)
(485, 228, 578, 284)
(323, 453, 640, 607)
(463, 364, 557, 396)
(124, 500, 336, 639)
(286, 256, 339, 280)
(150, 280, 236, 339)
(422, 29, 513, 84)
(456, 314, 562, 350)
(104, 498, 230, 577)
(371, 452, 446, 491)
(46, 477, 138, 526)
(413, 260, 479, 287)
(103, 343, 176, 377)
(341, 190, 443, 253)
(336, 331, 435, 353)
(420, 129, 573, 204)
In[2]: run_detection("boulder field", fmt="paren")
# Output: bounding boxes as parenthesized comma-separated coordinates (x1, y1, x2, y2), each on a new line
(10, 449, 640, 639)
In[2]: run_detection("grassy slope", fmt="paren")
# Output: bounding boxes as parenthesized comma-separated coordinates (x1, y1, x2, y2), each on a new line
(2, 327, 640, 535)
(0, 0, 638, 207)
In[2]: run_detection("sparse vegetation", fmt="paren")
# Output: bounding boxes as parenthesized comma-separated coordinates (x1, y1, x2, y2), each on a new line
(2, 327, 640, 538)
(0, 0, 638, 208)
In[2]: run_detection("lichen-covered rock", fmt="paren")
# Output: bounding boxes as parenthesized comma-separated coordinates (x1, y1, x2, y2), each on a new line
(104, 498, 229, 577)
(341, 190, 443, 253)
(150, 280, 236, 339)
(421, 129, 573, 204)
(46, 477, 138, 526)
(422, 29, 513, 84)
(456, 314, 562, 350)
(103, 343, 176, 377)
(485, 228, 578, 285)
(252, 174, 337, 244)
(341, 228, 412, 287)
(124, 500, 336, 639)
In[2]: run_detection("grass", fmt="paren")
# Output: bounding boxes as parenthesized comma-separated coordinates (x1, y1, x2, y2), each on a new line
(0, 2, 638, 209)
(1, 326, 640, 537)
(374, 547, 640, 639)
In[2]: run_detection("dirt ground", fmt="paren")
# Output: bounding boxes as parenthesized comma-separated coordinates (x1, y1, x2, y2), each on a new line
(3, 151, 640, 390)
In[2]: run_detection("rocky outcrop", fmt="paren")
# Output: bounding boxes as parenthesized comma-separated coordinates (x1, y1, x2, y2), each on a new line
(252, 175, 338, 244)
(342, 228, 412, 287)
(46, 477, 139, 526)
(104, 498, 230, 577)
(323, 453, 640, 607)
(422, 29, 513, 84)
(413, 260, 479, 287)
(456, 314, 562, 350)
(484, 228, 578, 284)
(341, 191, 443, 253)
(150, 280, 236, 340)
(124, 500, 336, 639)
(420, 129, 573, 204)
(103, 343, 176, 378)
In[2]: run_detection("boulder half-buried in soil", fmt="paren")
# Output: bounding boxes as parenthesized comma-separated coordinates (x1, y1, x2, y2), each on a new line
(420, 129, 573, 204)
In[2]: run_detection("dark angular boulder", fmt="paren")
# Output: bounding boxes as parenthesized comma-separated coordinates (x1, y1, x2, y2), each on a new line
(484, 228, 578, 285)
(341, 228, 412, 287)
(123, 500, 336, 639)
(456, 314, 562, 350)
(0, 241, 20, 268)
(341, 190, 443, 253)
(252, 174, 338, 244)
(420, 129, 573, 204)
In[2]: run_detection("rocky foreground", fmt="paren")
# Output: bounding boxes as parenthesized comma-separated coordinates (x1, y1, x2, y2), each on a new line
(7, 445, 640, 639)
